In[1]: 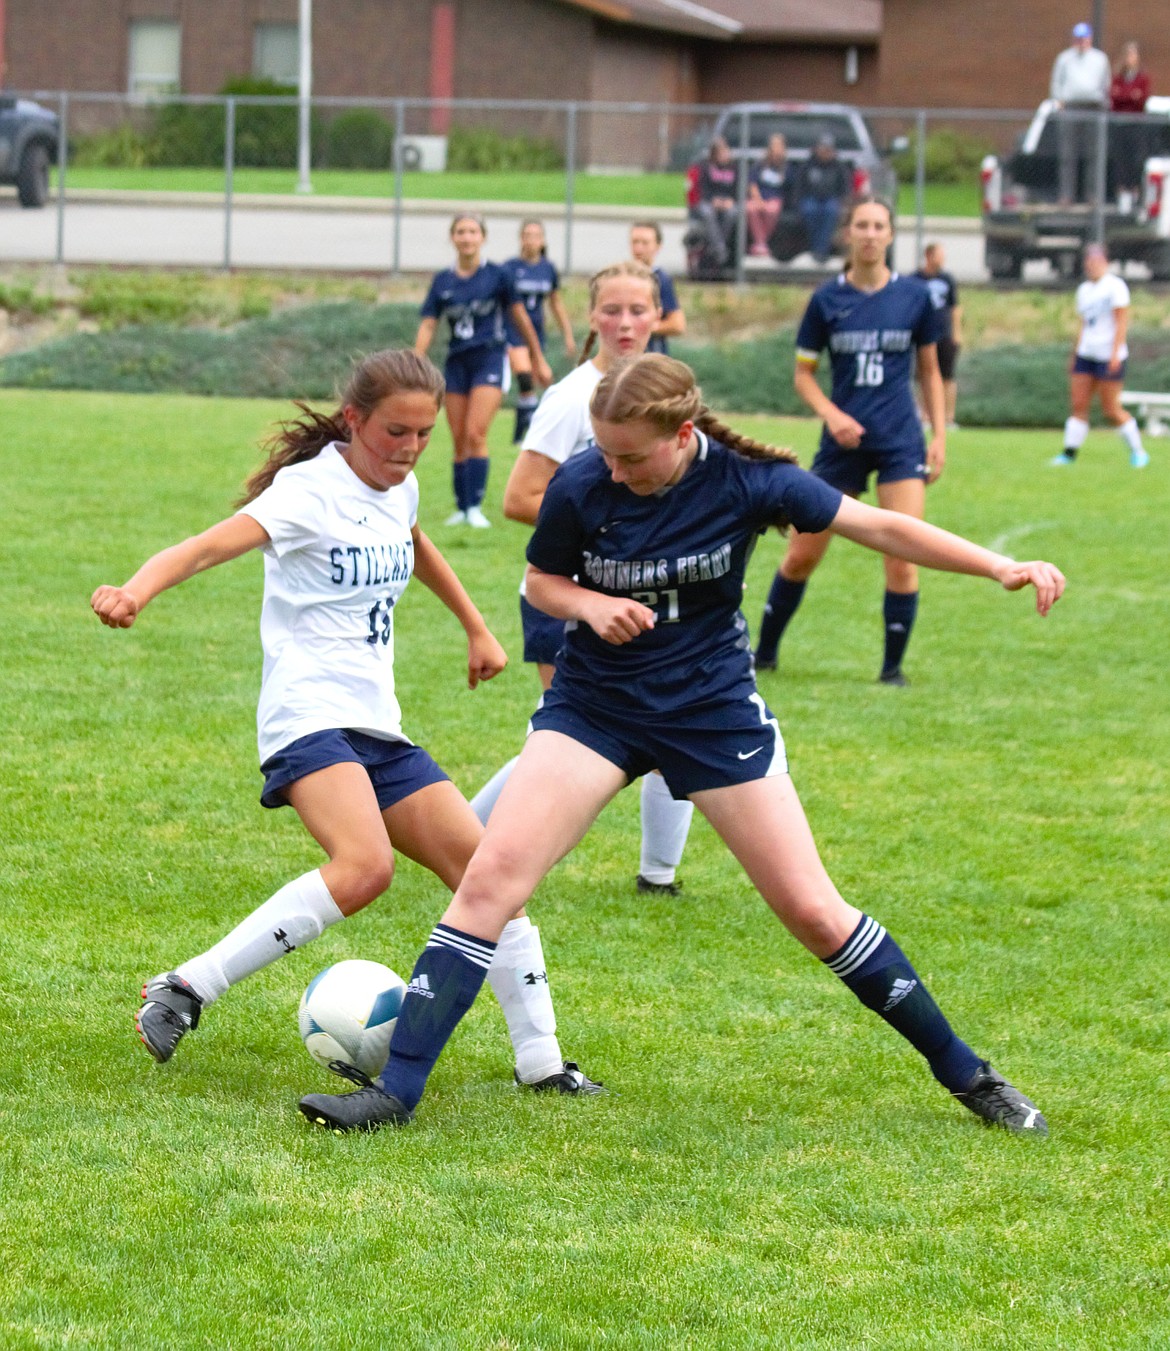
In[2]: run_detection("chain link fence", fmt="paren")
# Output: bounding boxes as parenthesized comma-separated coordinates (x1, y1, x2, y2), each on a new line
(4, 91, 1166, 283)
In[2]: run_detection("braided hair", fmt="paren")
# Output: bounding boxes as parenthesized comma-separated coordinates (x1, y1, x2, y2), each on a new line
(237, 348, 445, 506)
(589, 353, 798, 466)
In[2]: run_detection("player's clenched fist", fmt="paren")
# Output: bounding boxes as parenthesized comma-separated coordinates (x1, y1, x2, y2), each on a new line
(91, 585, 141, 629)
(584, 594, 656, 645)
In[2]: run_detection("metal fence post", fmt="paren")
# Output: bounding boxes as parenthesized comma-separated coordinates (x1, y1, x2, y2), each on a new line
(734, 109, 749, 287)
(564, 103, 577, 276)
(1092, 109, 1108, 244)
(55, 91, 68, 266)
(913, 108, 927, 265)
(392, 98, 405, 276)
(223, 97, 236, 271)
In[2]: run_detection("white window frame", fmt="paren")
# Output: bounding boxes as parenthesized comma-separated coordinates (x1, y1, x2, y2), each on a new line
(253, 23, 300, 85)
(128, 20, 182, 100)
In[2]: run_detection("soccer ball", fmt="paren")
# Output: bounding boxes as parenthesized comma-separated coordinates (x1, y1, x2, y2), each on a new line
(298, 959, 406, 1078)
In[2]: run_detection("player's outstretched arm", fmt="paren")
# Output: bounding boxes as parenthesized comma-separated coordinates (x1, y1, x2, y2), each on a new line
(829, 497, 1065, 616)
(526, 565, 655, 644)
(91, 514, 270, 629)
(411, 526, 506, 687)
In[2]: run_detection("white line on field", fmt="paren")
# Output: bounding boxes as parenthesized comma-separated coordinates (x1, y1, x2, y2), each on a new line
(986, 521, 1060, 555)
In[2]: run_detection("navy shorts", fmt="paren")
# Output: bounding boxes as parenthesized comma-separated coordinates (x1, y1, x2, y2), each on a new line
(521, 594, 565, 665)
(811, 438, 928, 497)
(259, 729, 449, 810)
(528, 684, 788, 800)
(444, 345, 506, 396)
(1073, 354, 1126, 381)
(936, 337, 959, 381)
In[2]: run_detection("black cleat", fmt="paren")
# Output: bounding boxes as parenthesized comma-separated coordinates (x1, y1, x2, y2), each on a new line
(752, 651, 778, 672)
(517, 1061, 605, 1095)
(136, 972, 203, 1063)
(878, 668, 909, 687)
(954, 1062, 1048, 1136)
(299, 1062, 414, 1133)
(636, 874, 683, 897)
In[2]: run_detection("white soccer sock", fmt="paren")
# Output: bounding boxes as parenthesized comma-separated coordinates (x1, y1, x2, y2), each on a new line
(1064, 416, 1089, 451)
(486, 916, 563, 1084)
(175, 869, 344, 1006)
(470, 755, 519, 825)
(638, 771, 694, 885)
(1119, 417, 1145, 455)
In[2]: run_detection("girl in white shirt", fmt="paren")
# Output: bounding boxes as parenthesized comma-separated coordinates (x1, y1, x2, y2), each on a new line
(92, 348, 599, 1094)
(1053, 244, 1149, 467)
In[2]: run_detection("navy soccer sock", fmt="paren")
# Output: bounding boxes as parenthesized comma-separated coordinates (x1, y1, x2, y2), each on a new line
(453, 460, 471, 512)
(466, 457, 490, 507)
(755, 574, 807, 663)
(881, 589, 918, 676)
(823, 914, 982, 1092)
(377, 924, 497, 1110)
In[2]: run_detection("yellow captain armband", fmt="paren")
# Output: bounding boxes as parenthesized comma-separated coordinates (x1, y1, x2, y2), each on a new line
(795, 349, 820, 368)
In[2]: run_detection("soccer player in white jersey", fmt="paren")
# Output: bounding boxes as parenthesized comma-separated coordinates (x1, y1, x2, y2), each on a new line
(1052, 243, 1150, 468)
(92, 349, 599, 1095)
(470, 261, 697, 898)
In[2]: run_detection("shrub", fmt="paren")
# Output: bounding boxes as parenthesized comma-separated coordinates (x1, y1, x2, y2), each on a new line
(146, 78, 325, 169)
(892, 127, 996, 186)
(71, 125, 154, 169)
(446, 125, 564, 172)
(325, 109, 395, 170)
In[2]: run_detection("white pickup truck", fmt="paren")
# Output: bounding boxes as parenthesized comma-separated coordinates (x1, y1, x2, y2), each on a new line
(980, 97, 1170, 280)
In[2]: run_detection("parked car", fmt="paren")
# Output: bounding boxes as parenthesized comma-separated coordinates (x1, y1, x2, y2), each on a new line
(0, 96, 59, 208)
(981, 97, 1170, 280)
(683, 101, 904, 278)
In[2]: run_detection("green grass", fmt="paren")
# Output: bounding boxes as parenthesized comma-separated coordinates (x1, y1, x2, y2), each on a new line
(2, 390, 1168, 1348)
(52, 166, 982, 215)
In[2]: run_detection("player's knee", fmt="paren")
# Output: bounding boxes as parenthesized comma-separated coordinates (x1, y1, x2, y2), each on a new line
(885, 560, 918, 591)
(331, 849, 395, 911)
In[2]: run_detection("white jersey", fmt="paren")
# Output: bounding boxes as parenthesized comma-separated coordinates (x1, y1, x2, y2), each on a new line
(518, 360, 603, 596)
(1075, 273, 1130, 362)
(239, 443, 417, 764)
(521, 359, 603, 466)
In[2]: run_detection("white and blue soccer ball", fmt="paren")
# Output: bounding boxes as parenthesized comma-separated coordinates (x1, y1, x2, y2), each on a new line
(298, 959, 406, 1078)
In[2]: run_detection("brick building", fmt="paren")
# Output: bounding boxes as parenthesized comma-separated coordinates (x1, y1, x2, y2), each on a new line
(1, 0, 1166, 163)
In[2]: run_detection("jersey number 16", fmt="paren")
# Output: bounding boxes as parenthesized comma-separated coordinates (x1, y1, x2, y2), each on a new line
(854, 352, 884, 387)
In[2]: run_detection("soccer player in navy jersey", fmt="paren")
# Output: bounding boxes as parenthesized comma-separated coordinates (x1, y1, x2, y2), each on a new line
(754, 197, 946, 685)
(630, 220, 686, 354)
(502, 220, 577, 445)
(299, 353, 1063, 1137)
(416, 214, 551, 529)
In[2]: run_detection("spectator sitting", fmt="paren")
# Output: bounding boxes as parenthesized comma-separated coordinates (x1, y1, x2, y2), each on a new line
(795, 133, 852, 264)
(693, 136, 739, 269)
(746, 134, 789, 258)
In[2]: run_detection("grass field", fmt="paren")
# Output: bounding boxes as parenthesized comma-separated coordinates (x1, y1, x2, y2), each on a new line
(2, 389, 1167, 1348)
(52, 166, 982, 217)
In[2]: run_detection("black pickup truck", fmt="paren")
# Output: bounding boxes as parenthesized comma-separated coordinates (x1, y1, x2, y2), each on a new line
(0, 96, 60, 208)
(981, 98, 1170, 280)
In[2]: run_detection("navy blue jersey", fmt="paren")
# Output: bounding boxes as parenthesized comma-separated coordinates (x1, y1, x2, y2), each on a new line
(913, 268, 959, 343)
(796, 273, 941, 456)
(420, 263, 517, 355)
(526, 432, 842, 713)
(647, 266, 680, 356)
(502, 255, 559, 345)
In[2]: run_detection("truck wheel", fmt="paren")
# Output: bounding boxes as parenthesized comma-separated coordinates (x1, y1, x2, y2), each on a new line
(986, 245, 1023, 281)
(17, 142, 50, 208)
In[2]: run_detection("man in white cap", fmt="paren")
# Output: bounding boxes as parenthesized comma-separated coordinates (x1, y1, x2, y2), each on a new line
(1050, 23, 1111, 204)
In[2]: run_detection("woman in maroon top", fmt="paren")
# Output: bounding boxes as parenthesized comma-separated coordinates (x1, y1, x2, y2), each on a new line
(1111, 41, 1152, 202)
(692, 136, 740, 268)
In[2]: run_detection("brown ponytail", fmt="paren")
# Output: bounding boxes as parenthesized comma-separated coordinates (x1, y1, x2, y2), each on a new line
(237, 348, 445, 505)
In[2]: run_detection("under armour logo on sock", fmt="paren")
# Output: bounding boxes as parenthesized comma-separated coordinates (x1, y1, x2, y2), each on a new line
(523, 970, 549, 985)
(274, 928, 296, 953)
(883, 977, 917, 1011)
(888, 623, 906, 633)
